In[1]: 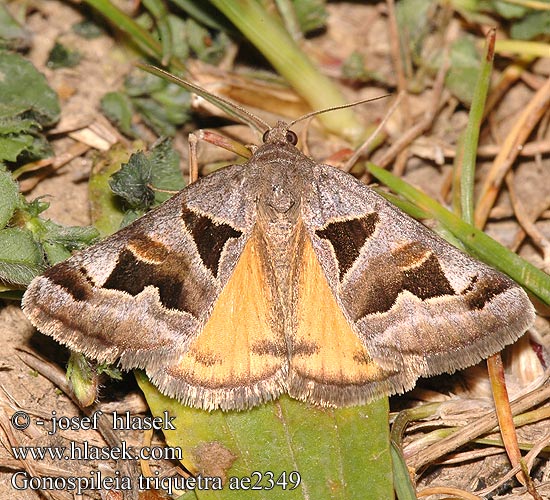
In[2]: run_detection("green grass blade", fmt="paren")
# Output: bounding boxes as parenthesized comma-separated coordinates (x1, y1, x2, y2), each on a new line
(168, 0, 234, 32)
(457, 30, 495, 224)
(83, 0, 186, 71)
(138, 64, 269, 133)
(391, 442, 417, 500)
(494, 39, 550, 58)
(207, 0, 365, 142)
(142, 0, 173, 64)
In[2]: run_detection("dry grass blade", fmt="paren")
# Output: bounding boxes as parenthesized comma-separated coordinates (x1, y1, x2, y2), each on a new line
(506, 170, 550, 269)
(385, 0, 411, 176)
(487, 353, 529, 487)
(477, 430, 550, 497)
(474, 76, 550, 228)
(344, 91, 404, 172)
(408, 382, 550, 471)
(417, 485, 483, 499)
(375, 50, 449, 170)
(16, 348, 141, 500)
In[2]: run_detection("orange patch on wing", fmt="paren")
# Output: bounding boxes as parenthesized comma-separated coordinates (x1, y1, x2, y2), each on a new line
(291, 237, 385, 385)
(173, 233, 286, 388)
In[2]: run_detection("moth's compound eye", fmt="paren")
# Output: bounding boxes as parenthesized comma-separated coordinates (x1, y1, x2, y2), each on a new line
(262, 130, 270, 143)
(286, 130, 298, 145)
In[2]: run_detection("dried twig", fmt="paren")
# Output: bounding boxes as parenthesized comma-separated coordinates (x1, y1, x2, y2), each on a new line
(475, 76, 550, 228)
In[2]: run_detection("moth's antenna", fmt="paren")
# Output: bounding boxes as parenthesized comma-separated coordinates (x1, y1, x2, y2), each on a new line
(138, 64, 271, 134)
(288, 94, 391, 128)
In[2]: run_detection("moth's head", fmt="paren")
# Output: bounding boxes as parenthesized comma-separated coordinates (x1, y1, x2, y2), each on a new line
(262, 121, 298, 147)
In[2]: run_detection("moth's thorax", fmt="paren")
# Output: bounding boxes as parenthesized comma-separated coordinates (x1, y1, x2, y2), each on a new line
(257, 171, 301, 224)
(255, 155, 303, 273)
(253, 139, 311, 223)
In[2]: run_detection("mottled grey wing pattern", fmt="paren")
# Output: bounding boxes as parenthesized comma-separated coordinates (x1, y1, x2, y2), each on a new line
(303, 162, 535, 397)
(22, 163, 257, 374)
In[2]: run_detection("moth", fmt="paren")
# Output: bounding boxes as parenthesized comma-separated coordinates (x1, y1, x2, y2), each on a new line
(22, 82, 535, 411)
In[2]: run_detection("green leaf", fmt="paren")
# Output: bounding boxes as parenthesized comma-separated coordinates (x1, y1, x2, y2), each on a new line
(149, 137, 185, 203)
(138, 65, 269, 134)
(0, 227, 44, 286)
(96, 363, 123, 380)
(0, 166, 20, 228)
(46, 41, 82, 69)
(41, 241, 72, 266)
(88, 143, 141, 236)
(341, 52, 385, 84)
(125, 70, 167, 96)
(0, 3, 31, 50)
(40, 220, 99, 251)
(67, 352, 99, 408)
(166, 15, 191, 61)
(119, 208, 144, 227)
(0, 133, 34, 162)
(101, 91, 136, 137)
(292, 0, 328, 34)
(492, 0, 527, 19)
(446, 37, 481, 105)
(0, 116, 41, 162)
(22, 207, 99, 267)
(137, 373, 394, 500)
(150, 83, 192, 127)
(124, 70, 192, 136)
(167, 0, 234, 32)
(208, 0, 365, 142)
(72, 18, 105, 39)
(109, 152, 155, 211)
(142, 0, 173, 64)
(108, 139, 184, 213)
(510, 10, 550, 40)
(133, 98, 171, 136)
(396, 0, 431, 59)
(185, 18, 229, 64)
(0, 51, 60, 126)
(24, 198, 49, 218)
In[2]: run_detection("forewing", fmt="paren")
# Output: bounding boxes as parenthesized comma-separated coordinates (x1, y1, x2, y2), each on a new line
(22, 164, 259, 393)
(301, 162, 535, 400)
